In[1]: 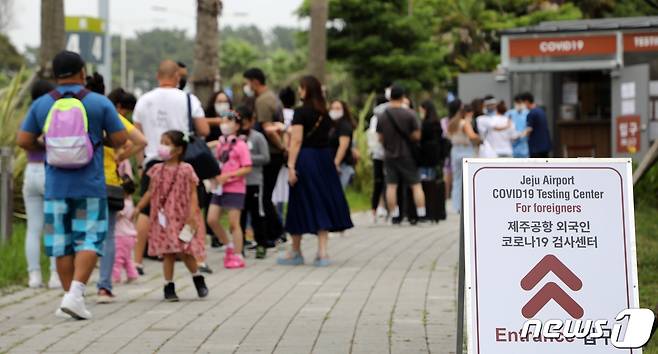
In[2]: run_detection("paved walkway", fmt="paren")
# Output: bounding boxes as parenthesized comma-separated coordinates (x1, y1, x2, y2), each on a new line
(0, 213, 460, 354)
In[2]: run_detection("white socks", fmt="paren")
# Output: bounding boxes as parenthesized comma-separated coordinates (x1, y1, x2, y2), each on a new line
(69, 280, 86, 298)
(417, 207, 426, 217)
(391, 207, 400, 218)
(227, 242, 235, 250)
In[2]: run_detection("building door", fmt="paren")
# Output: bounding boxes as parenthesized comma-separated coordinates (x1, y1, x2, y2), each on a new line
(612, 64, 650, 160)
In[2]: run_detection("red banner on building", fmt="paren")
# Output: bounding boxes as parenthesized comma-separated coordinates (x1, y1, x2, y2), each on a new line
(624, 32, 658, 53)
(616, 115, 641, 154)
(509, 35, 617, 58)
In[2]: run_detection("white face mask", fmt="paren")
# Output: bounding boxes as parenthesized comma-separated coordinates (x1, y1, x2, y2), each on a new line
(243, 84, 255, 97)
(515, 103, 526, 112)
(215, 102, 230, 115)
(329, 110, 343, 121)
(384, 87, 392, 101)
(401, 104, 410, 109)
(220, 122, 235, 136)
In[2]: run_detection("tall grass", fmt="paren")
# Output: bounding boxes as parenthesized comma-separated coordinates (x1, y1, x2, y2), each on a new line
(0, 68, 32, 216)
(352, 92, 375, 194)
(0, 222, 51, 291)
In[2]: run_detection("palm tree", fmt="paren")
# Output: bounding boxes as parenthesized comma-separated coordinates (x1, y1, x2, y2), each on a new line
(308, 0, 328, 83)
(39, 0, 65, 79)
(193, 0, 221, 105)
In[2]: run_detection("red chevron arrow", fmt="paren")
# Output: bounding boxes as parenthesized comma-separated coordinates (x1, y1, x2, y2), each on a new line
(521, 255, 582, 291)
(521, 255, 583, 319)
(522, 282, 584, 319)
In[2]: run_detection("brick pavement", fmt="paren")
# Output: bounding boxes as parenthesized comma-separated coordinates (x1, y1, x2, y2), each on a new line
(0, 213, 460, 354)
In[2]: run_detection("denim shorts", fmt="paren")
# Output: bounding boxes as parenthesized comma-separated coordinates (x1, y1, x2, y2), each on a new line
(44, 198, 108, 257)
(210, 192, 246, 210)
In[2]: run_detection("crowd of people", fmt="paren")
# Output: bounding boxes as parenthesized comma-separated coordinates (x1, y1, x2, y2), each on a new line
(15, 50, 552, 320)
(16, 51, 353, 319)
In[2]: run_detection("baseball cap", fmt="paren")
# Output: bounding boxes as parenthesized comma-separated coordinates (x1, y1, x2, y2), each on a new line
(52, 51, 85, 79)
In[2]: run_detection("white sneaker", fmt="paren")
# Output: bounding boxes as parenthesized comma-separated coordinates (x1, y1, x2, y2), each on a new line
(376, 206, 388, 219)
(28, 271, 43, 288)
(54, 308, 71, 319)
(60, 293, 92, 320)
(48, 272, 62, 289)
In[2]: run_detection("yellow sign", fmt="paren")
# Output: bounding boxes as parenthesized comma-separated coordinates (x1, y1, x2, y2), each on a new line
(65, 16, 105, 34)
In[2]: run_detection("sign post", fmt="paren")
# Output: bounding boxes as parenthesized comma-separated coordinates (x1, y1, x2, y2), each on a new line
(65, 16, 106, 65)
(462, 158, 640, 354)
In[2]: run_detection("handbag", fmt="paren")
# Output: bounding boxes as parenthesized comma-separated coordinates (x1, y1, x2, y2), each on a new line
(107, 185, 125, 211)
(183, 94, 221, 180)
(385, 109, 422, 164)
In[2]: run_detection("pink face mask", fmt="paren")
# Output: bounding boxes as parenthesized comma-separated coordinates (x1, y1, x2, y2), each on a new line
(157, 144, 173, 161)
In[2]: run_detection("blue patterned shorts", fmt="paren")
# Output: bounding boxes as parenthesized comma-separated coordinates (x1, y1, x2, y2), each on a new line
(44, 198, 108, 257)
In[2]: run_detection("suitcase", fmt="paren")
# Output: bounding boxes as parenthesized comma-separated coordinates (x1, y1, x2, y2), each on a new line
(398, 178, 446, 223)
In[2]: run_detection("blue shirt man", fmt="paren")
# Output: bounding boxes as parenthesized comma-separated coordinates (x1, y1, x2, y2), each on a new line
(521, 93, 552, 158)
(20, 84, 124, 199)
(17, 51, 126, 320)
(506, 104, 529, 158)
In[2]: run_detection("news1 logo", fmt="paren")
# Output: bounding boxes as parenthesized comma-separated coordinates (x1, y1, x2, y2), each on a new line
(521, 308, 656, 348)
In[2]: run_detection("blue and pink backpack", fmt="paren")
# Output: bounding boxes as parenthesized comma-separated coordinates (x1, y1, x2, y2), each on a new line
(42, 89, 94, 169)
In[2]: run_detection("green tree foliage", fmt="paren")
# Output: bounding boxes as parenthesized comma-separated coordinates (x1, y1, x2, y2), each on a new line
(111, 29, 194, 91)
(111, 27, 306, 94)
(299, 0, 588, 93)
(431, 0, 582, 81)
(306, 0, 450, 93)
(568, 0, 658, 18)
(0, 33, 24, 72)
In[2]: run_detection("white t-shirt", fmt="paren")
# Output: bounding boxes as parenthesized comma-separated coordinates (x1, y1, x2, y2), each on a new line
(133, 87, 205, 164)
(477, 114, 516, 156)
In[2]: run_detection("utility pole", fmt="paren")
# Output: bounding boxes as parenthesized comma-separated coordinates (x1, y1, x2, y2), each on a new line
(98, 0, 111, 91)
(120, 35, 126, 88)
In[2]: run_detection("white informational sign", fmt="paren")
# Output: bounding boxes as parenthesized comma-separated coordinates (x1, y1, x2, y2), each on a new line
(463, 159, 639, 354)
(621, 82, 636, 99)
(562, 82, 578, 105)
(650, 81, 658, 97)
(622, 99, 636, 115)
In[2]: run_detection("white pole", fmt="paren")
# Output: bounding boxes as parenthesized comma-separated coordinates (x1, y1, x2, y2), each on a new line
(99, 0, 111, 91)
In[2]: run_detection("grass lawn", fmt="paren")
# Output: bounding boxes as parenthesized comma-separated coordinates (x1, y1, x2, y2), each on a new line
(345, 187, 371, 213)
(635, 205, 658, 352)
(0, 221, 51, 292)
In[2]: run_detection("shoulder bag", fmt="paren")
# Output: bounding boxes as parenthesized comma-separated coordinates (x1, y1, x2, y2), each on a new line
(384, 109, 421, 164)
(183, 94, 221, 180)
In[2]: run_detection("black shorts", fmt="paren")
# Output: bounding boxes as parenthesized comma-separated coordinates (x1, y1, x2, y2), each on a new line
(139, 159, 162, 216)
(384, 158, 420, 185)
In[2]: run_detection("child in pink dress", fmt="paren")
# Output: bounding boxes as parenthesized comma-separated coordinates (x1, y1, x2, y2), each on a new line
(133, 130, 208, 302)
(206, 113, 252, 269)
(113, 161, 139, 283)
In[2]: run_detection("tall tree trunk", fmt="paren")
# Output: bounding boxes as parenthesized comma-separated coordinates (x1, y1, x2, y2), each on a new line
(308, 0, 328, 84)
(193, 0, 221, 105)
(39, 0, 65, 80)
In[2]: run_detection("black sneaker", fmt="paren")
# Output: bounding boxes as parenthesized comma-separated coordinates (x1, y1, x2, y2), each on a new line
(256, 245, 267, 259)
(211, 236, 222, 248)
(198, 263, 213, 274)
(193, 275, 209, 298)
(246, 243, 259, 250)
(164, 283, 179, 302)
(136, 265, 145, 276)
(391, 216, 402, 225)
(409, 218, 418, 225)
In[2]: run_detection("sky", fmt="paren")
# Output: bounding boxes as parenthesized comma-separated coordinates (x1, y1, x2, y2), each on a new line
(6, 0, 306, 51)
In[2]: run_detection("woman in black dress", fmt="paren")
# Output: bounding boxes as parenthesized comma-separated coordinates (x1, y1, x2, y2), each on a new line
(277, 76, 353, 267)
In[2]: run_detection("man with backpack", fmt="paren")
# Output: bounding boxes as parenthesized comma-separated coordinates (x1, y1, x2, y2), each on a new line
(376, 84, 427, 225)
(17, 51, 128, 320)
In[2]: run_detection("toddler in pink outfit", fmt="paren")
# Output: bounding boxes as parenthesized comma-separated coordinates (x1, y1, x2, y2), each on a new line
(113, 162, 139, 283)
